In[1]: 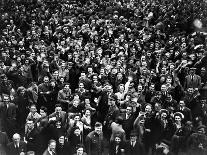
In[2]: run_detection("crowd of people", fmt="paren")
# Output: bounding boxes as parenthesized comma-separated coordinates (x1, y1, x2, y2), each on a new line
(1, 0, 207, 155)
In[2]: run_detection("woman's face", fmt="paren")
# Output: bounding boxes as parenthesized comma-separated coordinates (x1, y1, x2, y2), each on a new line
(175, 116, 181, 123)
(77, 147, 84, 155)
(115, 137, 121, 144)
(119, 85, 124, 91)
(85, 110, 91, 116)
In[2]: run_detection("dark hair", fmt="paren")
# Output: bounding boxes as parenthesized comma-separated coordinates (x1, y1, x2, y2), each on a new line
(95, 122, 102, 127)
(76, 144, 85, 150)
(40, 106, 48, 113)
(116, 116, 124, 125)
(55, 104, 62, 108)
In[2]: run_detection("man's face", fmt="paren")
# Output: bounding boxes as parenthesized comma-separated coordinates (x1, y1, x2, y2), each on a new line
(44, 77, 49, 84)
(161, 113, 167, 120)
(3, 96, 10, 104)
(49, 142, 56, 152)
(188, 88, 194, 94)
(27, 121, 34, 130)
(74, 129, 81, 135)
(95, 126, 102, 135)
(13, 135, 20, 144)
(30, 106, 37, 113)
(40, 109, 46, 117)
(108, 98, 115, 106)
(145, 105, 152, 114)
(55, 107, 62, 113)
(126, 107, 132, 115)
(64, 85, 70, 91)
(179, 101, 185, 107)
(161, 85, 167, 92)
(130, 136, 137, 142)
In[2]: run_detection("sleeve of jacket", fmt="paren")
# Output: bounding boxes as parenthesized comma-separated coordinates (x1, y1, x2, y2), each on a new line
(85, 135, 92, 155)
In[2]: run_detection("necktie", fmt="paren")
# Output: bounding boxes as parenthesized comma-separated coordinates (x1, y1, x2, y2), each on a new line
(116, 145, 119, 154)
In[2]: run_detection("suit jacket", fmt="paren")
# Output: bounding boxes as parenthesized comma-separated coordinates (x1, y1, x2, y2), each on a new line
(85, 131, 104, 155)
(125, 140, 146, 155)
(25, 127, 39, 152)
(184, 74, 201, 90)
(0, 131, 9, 155)
(0, 102, 16, 136)
(7, 141, 27, 155)
(43, 149, 56, 155)
(120, 112, 136, 140)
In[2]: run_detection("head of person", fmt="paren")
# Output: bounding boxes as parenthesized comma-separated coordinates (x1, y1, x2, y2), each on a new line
(114, 134, 122, 144)
(84, 109, 91, 117)
(43, 76, 50, 84)
(108, 95, 117, 106)
(13, 133, 21, 144)
(179, 100, 185, 108)
(63, 83, 70, 91)
(3, 95, 10, 104)
(30, 104, 37, 114)
(126, 106, 133, 115)
(76, 144, 84, 155)
(48, 140, 56, 152)
(94, 122, 102, 135)
(40, 106, 47, 117)
(58, 136, 65, 145)
(74, 127, 81, 136)
(130, 131, 137, 143)
(197, 125, 206, 134)
(55, 104, 62, 114)
(74, 114, 81, 122)
(174, 112, 183, 124)
(26, 119, 35, 130)
(145, 104, 152, 114)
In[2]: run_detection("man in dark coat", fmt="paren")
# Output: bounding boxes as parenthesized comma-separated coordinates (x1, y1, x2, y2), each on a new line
(7, 133, 27, 155)
(120, 105, 136, 140)
(0, 131, 9, 155)
(0, 94, 17, 139)
(125, 131, 146, 155)
(85, 122, 104, 155)
(24, 119, 39, 152)
(43, 139, 57, 155)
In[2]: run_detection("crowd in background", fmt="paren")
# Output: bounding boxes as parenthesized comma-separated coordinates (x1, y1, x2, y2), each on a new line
(1, 0, 207, 155)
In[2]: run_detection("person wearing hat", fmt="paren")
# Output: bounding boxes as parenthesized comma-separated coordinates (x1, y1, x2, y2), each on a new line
(184, 67, 201, 90)
(176, 100, 192, 124)
(125, 130, 146, 155)
(173, 112, 184, 132)
(85, 122, 104, 155)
